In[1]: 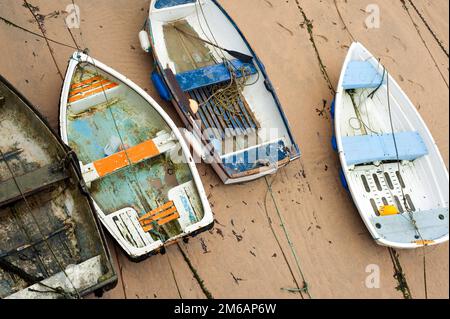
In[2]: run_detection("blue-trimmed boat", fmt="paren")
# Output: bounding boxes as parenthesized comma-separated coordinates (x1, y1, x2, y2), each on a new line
(142, 0, 300, 184)
(334, 42, 448, 249)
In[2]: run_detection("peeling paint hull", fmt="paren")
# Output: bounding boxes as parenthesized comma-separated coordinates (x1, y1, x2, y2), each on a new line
(0, 75, 117, 299)
(59, 52, 214, 260)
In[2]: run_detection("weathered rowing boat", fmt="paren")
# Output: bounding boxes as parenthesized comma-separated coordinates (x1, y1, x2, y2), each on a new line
(333, 42, 449, 249)
(143, 0, 300, 184)
(59, 52, 214, 261)
(0, 75, 117, 298)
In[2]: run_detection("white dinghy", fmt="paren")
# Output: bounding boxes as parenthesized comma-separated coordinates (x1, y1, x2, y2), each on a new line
(334, 42, 449, 249)
(142, 0, 300, 184)
(60, 52, 214, 260)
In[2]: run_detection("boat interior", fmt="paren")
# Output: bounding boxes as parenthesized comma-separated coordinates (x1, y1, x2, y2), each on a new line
(0, 80, 114, 298)
(65, 62, 205, 251)
(338, 49, 448, 244)
(150, 0, 297, 175)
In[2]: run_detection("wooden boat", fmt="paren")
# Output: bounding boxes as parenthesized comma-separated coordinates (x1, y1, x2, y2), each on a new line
(143, 0, 300, 184)
(59, 52, 214, 261)
(333, 42, 449, 249)
(0, 75, 117, 298)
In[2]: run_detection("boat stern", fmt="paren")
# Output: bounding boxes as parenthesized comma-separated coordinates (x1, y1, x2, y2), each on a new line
(371, 208, 449, 249)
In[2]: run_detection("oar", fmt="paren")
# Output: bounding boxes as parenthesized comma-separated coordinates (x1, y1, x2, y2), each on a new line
(173, 26, 254, 64)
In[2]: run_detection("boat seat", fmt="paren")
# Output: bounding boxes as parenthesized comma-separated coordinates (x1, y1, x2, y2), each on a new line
(176, 59, 257, 92)
(370, 208, 448, 243)
(82, 131, 176, 184)
(187, 84, 260, 140)
(0, 164, 69, 207)
(221, 139, 290, 175)
(69, 75, 118, 103)
(139, 201, 180, 232)
(342, 131, 428, 166)
(343, 61, 384, 90)
(154, 0, 196, 9)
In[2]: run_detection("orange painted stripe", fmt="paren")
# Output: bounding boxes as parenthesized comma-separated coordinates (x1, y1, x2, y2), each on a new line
(68, 82, 118, 103)
(142, 212, 180, 232)
(139, 201, 174, 221)
(94, 151, 128, 177)
(126, 140, 159, 165)
(157, 212, 180, 227)
(93, 139, 159, 177)
(71, 76, 102, 90)
(413, 240, 435, 246)
(140, 206, 178, 226)
(70, 79, 111, 97)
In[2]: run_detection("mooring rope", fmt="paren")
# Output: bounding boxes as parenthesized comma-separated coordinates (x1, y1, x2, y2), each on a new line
(264, 176, 312, 299)
(23, 0, 64, 81)
(0, 15, 78, 49)
(385, 71, 429, 299)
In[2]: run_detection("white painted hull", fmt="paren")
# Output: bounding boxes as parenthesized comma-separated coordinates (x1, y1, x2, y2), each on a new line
(60, 52, 214, 260)
(335, 42, 449, 249)
(147, 0, 300, 184)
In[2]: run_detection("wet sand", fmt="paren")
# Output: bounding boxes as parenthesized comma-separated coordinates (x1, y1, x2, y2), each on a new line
(0, 0, 448, 299)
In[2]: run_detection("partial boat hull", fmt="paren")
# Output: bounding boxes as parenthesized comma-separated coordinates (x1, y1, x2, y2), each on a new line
(0, 75, 117, 298)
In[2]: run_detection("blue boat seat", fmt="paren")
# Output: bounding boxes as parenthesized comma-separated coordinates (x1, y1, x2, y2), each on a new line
(343, 61, 385, 90)
(342, 131, 428, 166)
(370, 208, 448, 244)
(222, 140, 289, 175)
(176, 59, 257, 92)
(154, 0, 196, 9)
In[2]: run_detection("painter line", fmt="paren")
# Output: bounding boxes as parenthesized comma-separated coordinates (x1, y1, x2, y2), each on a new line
(408, 0, 449, 58)
(166, 252, 183, 299)
(264, 175, 312, 298)
(258, 201, 304, 299)
(333, 0, 355, 42)
(23, 0, 64, 81)
(177, 243, 214, 299)
(388, 248, 413, 299)
(113, 244, 128, 299)
(295, 0, 335, 95)
(401, 0, 449, 88)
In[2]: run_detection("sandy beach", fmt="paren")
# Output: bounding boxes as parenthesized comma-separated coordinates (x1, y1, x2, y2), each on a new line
(0, 0, 448, 299)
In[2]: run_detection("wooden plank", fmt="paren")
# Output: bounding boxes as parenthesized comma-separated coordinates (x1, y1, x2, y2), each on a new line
(140, 206, 178, 226)
(69, 82, 118, 103)
(139, 201, 174, 221)
(0, 164, 68, 207)
(93, 139, 159, 177)
(175, 59, 257, 92)
(71, 75, 102, 90)
(142, 212, 180, 233)
(70, 79, 111, 97)
(164, 68, 192, 115)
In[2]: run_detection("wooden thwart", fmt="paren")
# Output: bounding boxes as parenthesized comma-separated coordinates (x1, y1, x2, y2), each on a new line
(69, 75, 118, 103)
(139, 201, 180, 232)
(71, 76, 102, 90)
(0, 164, 68, 207)
(94, 140, 160, 177)
(164, 68, 193, 116)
